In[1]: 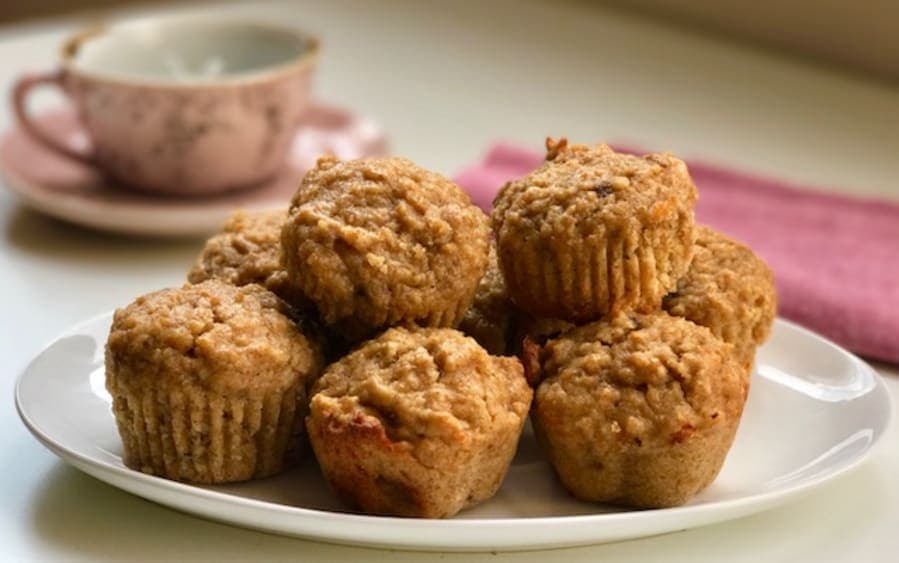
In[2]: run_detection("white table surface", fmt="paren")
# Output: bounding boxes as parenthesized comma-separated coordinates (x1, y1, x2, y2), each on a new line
(2, 0, 898, 560)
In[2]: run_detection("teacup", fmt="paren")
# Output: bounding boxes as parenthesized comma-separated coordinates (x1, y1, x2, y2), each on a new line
(12, 16, 319, 195)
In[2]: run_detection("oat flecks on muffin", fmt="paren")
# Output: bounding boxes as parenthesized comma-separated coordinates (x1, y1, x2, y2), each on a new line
(282, 156, 490, 340)
(306, 327, 532, 518)
(457, 243, 516, 355)
(187, 209, 309, 309)
(531, 312, 746, 508)
(492, 138, 697, 322)
(105, 280, 323, 484)
(664, 225, 777, 370)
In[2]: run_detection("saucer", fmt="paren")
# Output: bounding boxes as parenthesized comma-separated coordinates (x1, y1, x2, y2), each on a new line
(0, 105, 387, 237)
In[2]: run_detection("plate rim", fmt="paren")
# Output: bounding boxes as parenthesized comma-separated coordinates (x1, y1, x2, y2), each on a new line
(14, 312, 894, 550)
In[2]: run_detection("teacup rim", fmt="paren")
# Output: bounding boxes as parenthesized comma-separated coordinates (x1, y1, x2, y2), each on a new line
(60, 16, 320, 89)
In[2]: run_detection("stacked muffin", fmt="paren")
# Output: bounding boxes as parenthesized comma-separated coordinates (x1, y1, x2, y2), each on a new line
(493, 138, 775, 507)
(105, 139, 775, 516)
(106, 155, 532, 518)
(281, 156, 531, 517)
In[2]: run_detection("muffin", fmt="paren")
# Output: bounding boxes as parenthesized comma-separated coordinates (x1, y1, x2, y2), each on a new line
(457, 243, 516, 355)
(492, 138, 697, 322)
(663, 225, 776, 370)
(187, 209, 309, 309)
(530, 312, 747, 508)
(306, 327, 532, 518)
(106, 280, 323, 484)
(282, 156, 490, 340)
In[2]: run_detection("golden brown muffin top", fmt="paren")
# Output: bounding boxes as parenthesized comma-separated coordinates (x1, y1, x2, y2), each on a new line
(664, 226, 777, 347)
(107, 280, 321, 396)
(492, 138, 697, 238)
(533, 312, 745, 449)
(310, 327, 531, 445)
(282, 156, 490, 327)
(187, 209, 290, 292)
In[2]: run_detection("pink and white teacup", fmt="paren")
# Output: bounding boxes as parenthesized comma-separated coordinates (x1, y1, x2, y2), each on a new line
(13, 16, 319, 195)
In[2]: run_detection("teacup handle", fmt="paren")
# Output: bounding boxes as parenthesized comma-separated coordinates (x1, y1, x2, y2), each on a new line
(12, 70, 95, 165)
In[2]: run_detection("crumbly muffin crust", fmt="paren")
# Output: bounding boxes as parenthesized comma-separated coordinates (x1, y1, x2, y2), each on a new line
(458, 243, 516, 355)
(664, 226, 776, 369)
(307, 327, 532, 518)
(492, 138, 697, 322)
(187, 209, 308, 309)
(531, 312, 746, 507)
(106, 280, 323, 483)
(282, 156, 490, 340)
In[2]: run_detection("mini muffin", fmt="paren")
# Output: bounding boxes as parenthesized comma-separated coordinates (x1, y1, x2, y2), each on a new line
(307, 327, 532, 518)
(492, 138, 697, 322)
(663, 225, 777, 370)
(187, 209, 309, 309)
(530, 312, 746, 508)
(106, 280, 323, 484)
(457, 243, 516, 355)
(282, 156, 490, 340)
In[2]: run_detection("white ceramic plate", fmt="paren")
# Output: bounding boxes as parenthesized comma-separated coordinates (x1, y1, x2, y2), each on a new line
(15, 314, 891, 552)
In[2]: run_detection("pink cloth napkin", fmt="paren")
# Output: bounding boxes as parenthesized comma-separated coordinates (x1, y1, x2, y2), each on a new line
(455, 143, 899, 364)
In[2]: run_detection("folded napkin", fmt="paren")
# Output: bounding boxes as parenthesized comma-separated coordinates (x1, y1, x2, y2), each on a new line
(455, 143, 899, 364)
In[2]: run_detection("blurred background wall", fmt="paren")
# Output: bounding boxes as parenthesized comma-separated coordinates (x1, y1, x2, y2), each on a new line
(0, 0, 157, 24)
(603, 0, 898, 82)
(1, 0, 896, 83)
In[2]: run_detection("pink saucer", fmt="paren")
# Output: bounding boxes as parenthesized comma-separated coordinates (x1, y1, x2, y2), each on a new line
(0, 104, 388, 237)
